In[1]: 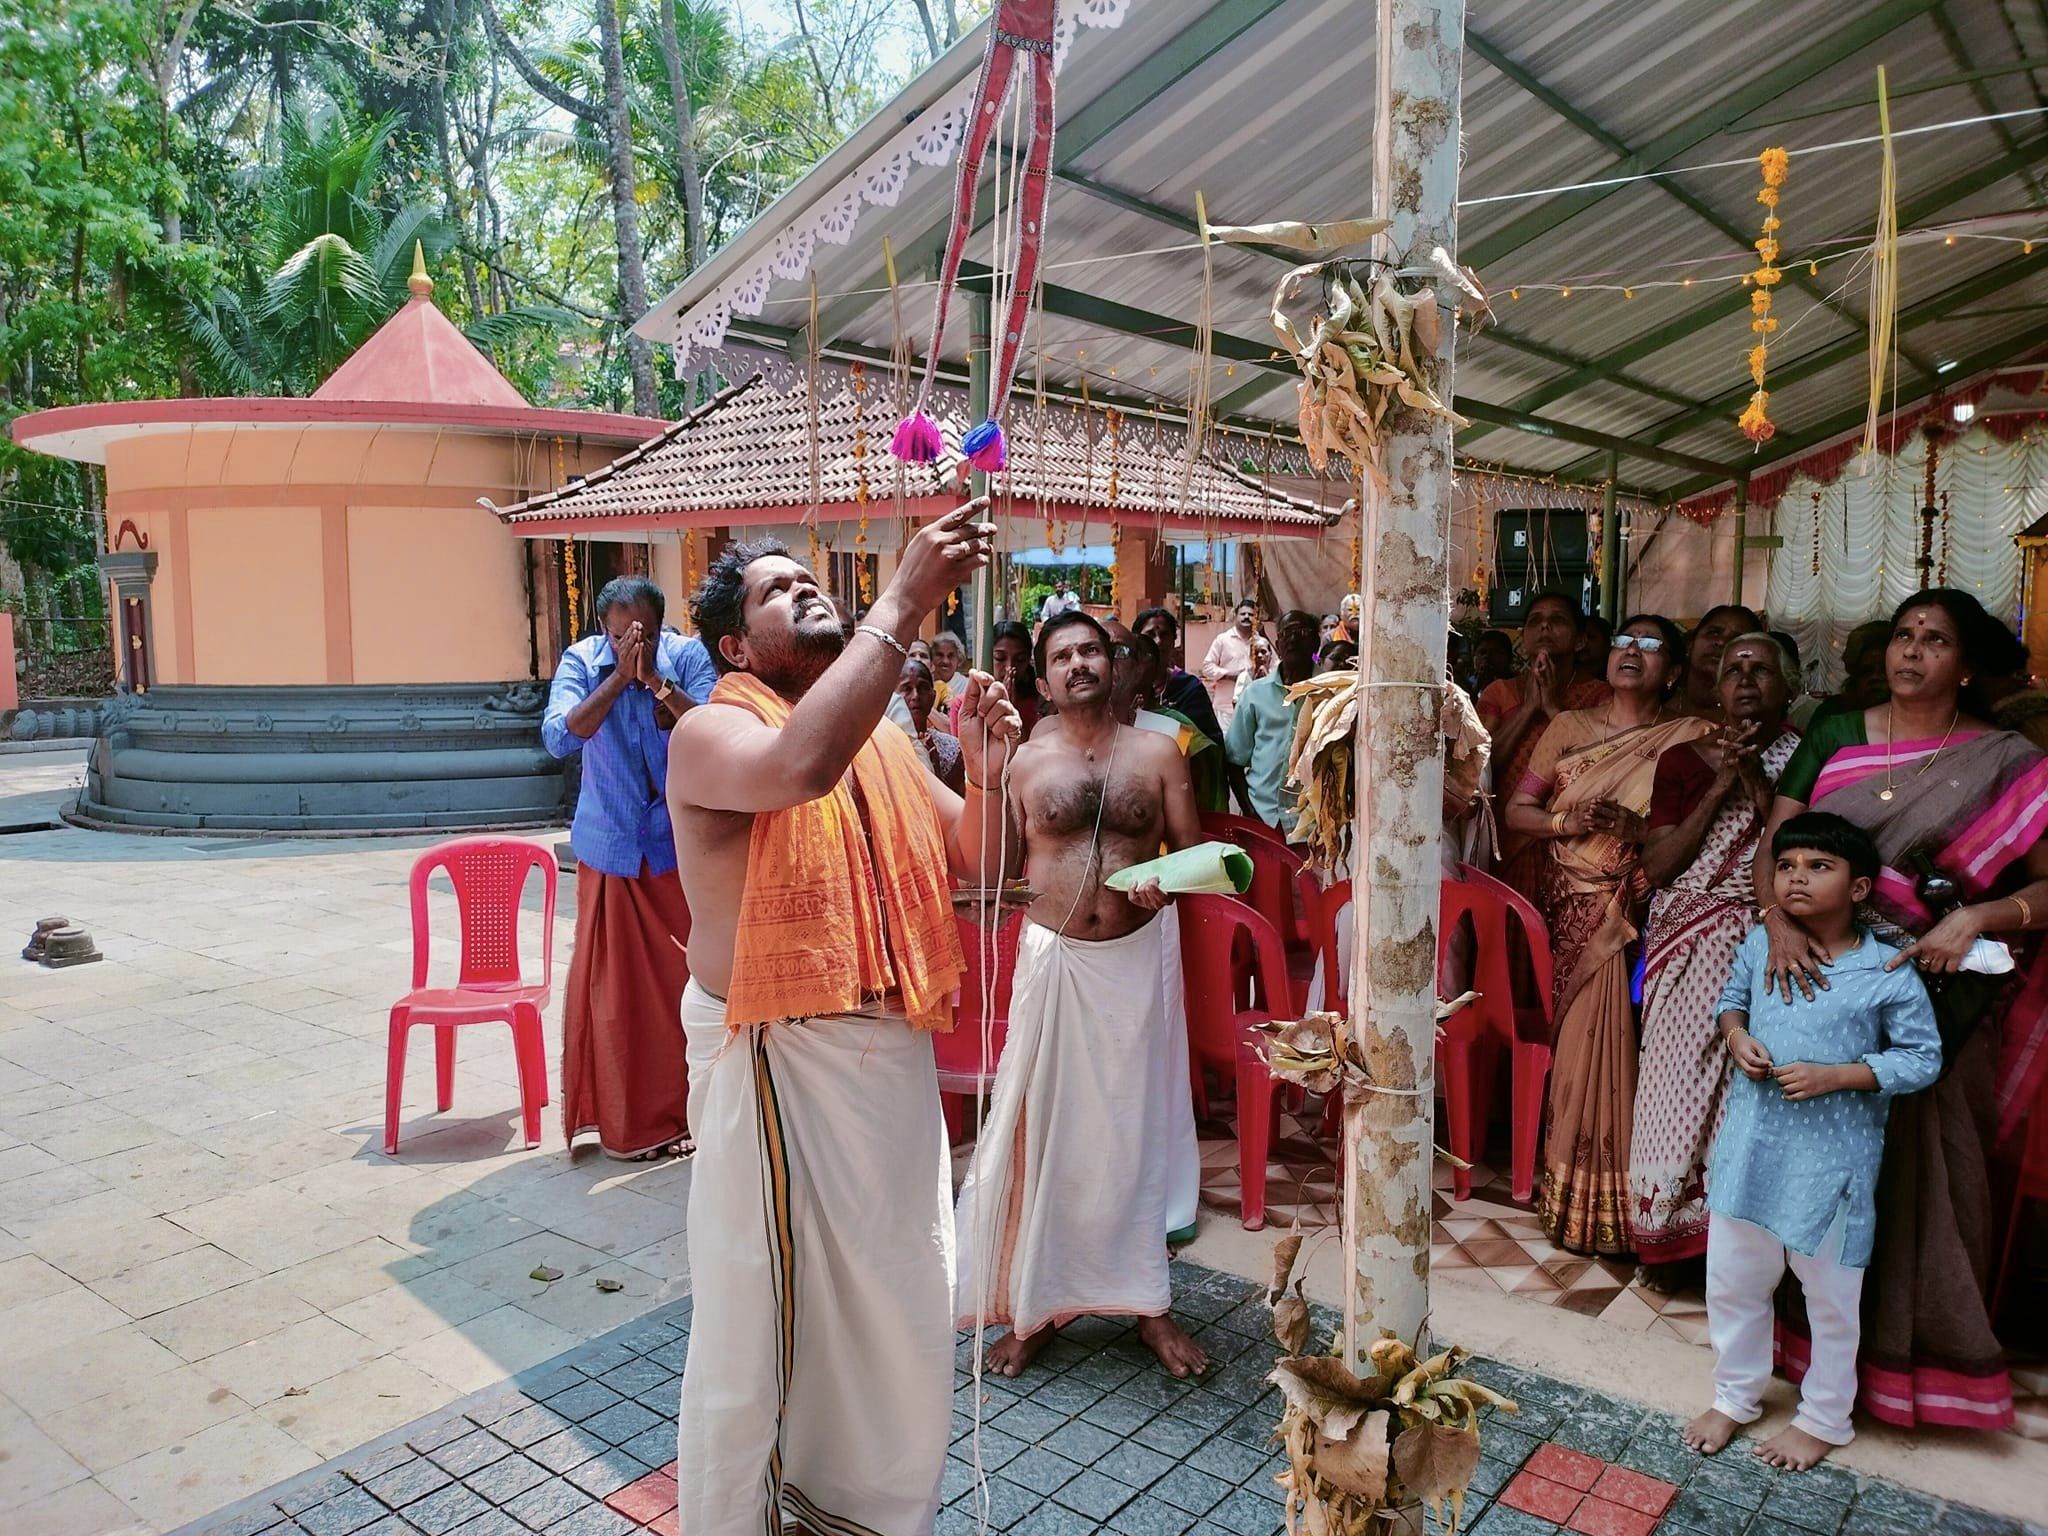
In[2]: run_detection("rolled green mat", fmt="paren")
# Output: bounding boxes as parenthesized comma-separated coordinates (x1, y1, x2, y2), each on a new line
(1104, 839, 1254, 895)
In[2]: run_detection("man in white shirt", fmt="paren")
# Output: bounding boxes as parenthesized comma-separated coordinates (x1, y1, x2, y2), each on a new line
(1200, 600, 1268, 731)
(1039, 580, 1080, 623)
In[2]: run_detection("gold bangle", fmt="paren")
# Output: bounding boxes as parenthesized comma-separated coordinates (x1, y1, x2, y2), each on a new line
(1550, 811, 1569, 836)
(2015, 894, 2034, 929)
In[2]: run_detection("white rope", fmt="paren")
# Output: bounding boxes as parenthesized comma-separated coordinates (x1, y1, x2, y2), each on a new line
(1460, 103, 2048, 206)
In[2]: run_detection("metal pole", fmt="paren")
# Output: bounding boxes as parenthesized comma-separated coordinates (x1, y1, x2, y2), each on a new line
(1731, 479, 1749, 608)
(1344, 0, 1466, 1362)
(969, 286, 994, 668)
(1599, 449, 1621, 623)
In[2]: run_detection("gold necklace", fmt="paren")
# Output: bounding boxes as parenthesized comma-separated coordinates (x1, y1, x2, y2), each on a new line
(1880, 705, 1960, 801)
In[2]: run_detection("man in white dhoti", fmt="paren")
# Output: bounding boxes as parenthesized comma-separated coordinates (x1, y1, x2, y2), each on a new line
(956, 609, 1210, 1379)
(665, 508, 1020, 1536)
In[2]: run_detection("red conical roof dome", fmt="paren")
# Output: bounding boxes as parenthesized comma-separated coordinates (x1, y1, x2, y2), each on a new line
(312, 246, 527, 409)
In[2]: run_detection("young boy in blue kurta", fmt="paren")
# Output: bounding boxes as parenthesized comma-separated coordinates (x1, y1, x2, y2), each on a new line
(1683, 813, 1941, 1471)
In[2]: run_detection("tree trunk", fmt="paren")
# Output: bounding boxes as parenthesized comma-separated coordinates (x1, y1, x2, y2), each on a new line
(595, 0, 660, 416)
(656, 0, 707, 273)
(1343, 0, 1466, 1364)
(907, 0, 943, 58)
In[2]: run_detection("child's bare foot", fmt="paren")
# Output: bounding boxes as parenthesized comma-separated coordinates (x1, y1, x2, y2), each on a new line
(1754, 1425, 1835, 1471)
(985, 1327, 1052, 1377)
(1681, 1408, 1743, 1454)
(1136, 1314, 1209, 1378)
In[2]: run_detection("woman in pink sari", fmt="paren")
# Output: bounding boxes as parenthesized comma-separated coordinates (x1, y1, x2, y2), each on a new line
(1756, 588, 2048, 1433)
(1506, 614, 1711, 1255)
(1629, 634, 1801, 1277)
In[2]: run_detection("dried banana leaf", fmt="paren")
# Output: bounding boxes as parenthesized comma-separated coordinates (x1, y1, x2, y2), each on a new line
(1211, 216, 1391, 253)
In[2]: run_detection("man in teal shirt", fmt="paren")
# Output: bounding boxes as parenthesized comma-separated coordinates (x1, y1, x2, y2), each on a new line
(1226, 609, 1320, 831)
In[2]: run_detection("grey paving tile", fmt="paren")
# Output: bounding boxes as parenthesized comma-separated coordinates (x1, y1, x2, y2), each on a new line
(1472, 1508, 1563, 1536)
(504, 1478, 603, 1531)
(1149, 1464, 1233, 1516)
(1666, 1486, 1760, 1536)
(205, 1507, 294, 1536)
(364, 1457, 455, 1509)
(1056, 1467, 1138, 1520)
(1030, 1375, 1106, 1415)
(1692, 1457, 1779, 1511)
(632, 1377, 682, 1416)
(280, 1474, 360, 1515)
(1106, 1493, 1197, 1536)
(1189, 1433, 1280, 1485)
(1043, 1419, 1122, 1467)
(1614, 1426, 1703, 1485)
(1790, 1462, 1860, 1503)
(1220, 1404, 1281, 1448)
(1068, 1353, 1145, 1390)
(294, 1489, 389, 1536)
(542, 1380, 625, 1422)
(1845, 1480, 1943, 1536)
(574, 1342, 639, 1377)
(357, 1519, 425, 1536)
(489, 1402, 574, 1449)
(564, 1448, 647, 1499)
(442, 1514, 529, 1536)
(1757, 1517, 1828, 1536)
(348, 1444, 422, 1485)
(954, 1426, 1027, 1472)
(400, 1484, 493, 1536)
(1011, 1504, 1101, 1536)
(1551, 1399, 1647, 1460)
(592, 1356, 673, 1401)
(546, 1507, 636, 1536)
(988, 1400, 1068, 1444)
(1132, 1413, 1208, 1457)
(1478, 1422, 1542, 1467)
(950, 1476, 1038, 1531)
(1762, 1480, 1850, 1534)
(1078, 1393, 1155, 1434)
(528, 1425, 611, 1475)
(1117, 1372, 1198, 1411)
(1936, 1510, 2024, 1536)
(465, 1453, 550, 1505)
(405, 1415, 474, 1456)
(934, 1508, 983, 1536)
(619, 1422, 677, 1470)
(1208, 1483, 1287, 1536)
(1003, 1446, 1083, 1496)
(582, 1398, 661, 1446)
(1167, 1388, 1242, 1429)
(460, 1387, 532, 1428)
(1096, 1440, 1175, 1490)
(427, 1430, 515, 1480)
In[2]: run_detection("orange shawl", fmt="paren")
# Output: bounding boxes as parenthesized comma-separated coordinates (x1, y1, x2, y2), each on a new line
(713, 671, 963, 1033)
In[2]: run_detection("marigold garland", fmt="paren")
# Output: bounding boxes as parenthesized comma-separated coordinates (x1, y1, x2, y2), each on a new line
(1741, 147, 1790, 444)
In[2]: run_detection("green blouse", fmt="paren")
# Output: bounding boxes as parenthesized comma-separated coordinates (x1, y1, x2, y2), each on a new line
(1776, 709, 1868, 806)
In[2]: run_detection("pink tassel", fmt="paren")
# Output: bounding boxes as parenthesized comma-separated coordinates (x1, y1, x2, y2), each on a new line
(962, 418, 1006, 473)
(891, 411, 943, 463)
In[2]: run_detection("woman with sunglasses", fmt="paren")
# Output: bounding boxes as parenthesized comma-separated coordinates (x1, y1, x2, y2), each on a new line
(1505, 613, 1711, 1255)
(1746, 588, 2048, 1442)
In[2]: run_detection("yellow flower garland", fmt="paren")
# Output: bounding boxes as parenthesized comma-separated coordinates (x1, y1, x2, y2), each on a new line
(1741, 147, 1790, 444)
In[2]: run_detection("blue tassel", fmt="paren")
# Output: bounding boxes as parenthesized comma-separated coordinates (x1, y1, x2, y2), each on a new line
(962, 418, 1006, 473)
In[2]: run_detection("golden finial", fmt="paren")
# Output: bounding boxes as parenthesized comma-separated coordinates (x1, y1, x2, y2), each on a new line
(408, 240, 432, 299)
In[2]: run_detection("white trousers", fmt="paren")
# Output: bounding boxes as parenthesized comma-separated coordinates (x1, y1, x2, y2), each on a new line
(1706, 1212, 1863, 1446)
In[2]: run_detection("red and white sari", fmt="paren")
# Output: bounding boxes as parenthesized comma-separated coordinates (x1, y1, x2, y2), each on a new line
(1628, 731, 1799, 1263)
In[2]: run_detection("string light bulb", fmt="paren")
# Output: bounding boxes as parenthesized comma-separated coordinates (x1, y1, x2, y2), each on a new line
(2027, 241, 2037, 256)
(1808, 261, 1819, 276)
(1944, 233, 1956, 246)
(1510, 288, 1521, 300)
(1623, 288, 1635, 299)
(1560, 286, 1572, 297)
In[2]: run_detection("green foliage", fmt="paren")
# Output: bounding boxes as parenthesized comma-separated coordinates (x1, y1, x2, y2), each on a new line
(0, 0, 934, 586)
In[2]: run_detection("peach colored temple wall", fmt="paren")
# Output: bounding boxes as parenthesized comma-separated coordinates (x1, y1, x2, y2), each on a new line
(104, 426, 618, 686)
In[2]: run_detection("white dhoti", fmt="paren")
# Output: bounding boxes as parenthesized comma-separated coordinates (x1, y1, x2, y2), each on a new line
(675, 981, 956, 1536)
(952, 912, 1200, 1336)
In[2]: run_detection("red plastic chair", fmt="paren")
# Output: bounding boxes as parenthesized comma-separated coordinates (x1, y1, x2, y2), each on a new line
(938, 909, 1023, 1142)
(1202, 812, 1310, 960)
(1201, 809, 1296, 856)
(1179, 894, 1299, 1230)
(1453, 861, 1555, 1202)
(1300, 877, 1353, 1018)
(385, 838, 557, 1155)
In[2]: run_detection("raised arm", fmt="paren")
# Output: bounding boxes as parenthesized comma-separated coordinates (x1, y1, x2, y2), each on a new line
(929, 670, 1025, 886)
(668, 504, 996, 814)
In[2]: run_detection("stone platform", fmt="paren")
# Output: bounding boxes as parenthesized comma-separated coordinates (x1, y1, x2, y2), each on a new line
(75, 684, 564, 832)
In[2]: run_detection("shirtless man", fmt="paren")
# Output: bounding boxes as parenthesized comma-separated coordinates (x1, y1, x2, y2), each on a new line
(665, 506, 1022, 1536)
(954, 608, 1210, 1378)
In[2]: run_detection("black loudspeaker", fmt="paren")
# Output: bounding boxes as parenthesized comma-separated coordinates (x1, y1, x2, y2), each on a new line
(1489, 509, 1593, 625)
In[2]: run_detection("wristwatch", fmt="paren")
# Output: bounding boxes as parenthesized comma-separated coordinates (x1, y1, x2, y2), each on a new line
(654, 679, 675, 704)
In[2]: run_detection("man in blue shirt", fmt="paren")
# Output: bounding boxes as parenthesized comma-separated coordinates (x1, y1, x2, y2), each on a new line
(1225, 609, 1320, 829)
(544, 575, 717, 1159)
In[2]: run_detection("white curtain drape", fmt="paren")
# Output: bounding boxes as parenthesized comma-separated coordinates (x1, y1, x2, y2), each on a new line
(1763, 425, 2046, 688)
